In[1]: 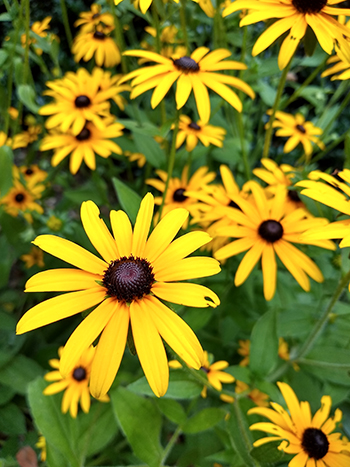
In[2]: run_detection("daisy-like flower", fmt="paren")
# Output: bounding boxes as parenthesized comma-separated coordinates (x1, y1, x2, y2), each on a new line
(214, 181, 335, 300)
(322, 42, 350, 80)
(235, 380, 270, 407)
(124, 150, 147, 168)
(18, 165, 48, 185)
(199, 351, 235, 398)
(16, 194, 221, 398)
(40, 119, 124, 174)
(175, 115, 226, 151)
(266, 110, 325, 159)
(121, 48, 255, 123)
(0, 179, 43, 221)
(21, 17, 52, 55)
(222, 0, 350, 70)
(72, 25, 121, 68)
(21, 246, 45, 269)
(43, 346, 108, 418)
(249, 381, 350, 466)
(146, 165, 216, 223)
(39, 68, 116, 135)
(74, 4, 114, 34)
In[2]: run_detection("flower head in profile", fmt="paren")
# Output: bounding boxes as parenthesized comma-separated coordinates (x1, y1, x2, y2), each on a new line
(175, 115, 226, 152)
(266, 110, 325, 159)
(121, 47, 255, 123)
(199, 351, 235, 398)
(214, 182, 335, 300)
(43, 346, 108, 418)
(16, 194, 221, 398)
(39, 68, 116, 135)
(40, 119, 124, 174)
(124, 150, 147, 168)
(21, 17, 53, 55)
(146, 165, 216, 224)
(235, 380, 270, 407)
(249, 381, 350, 466)
(322, 37, 350, 81)
(223, 0, 350, 69)
(192, 0, 215, 17)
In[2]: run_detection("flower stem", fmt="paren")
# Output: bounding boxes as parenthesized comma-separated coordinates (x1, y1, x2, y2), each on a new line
(151, 3, 166, 124)
(160, 426, 182, 466)
(238, 112, 251, 179)
(108, 0, 128, 74)
(262, 58, 293, 158)
(59, 0, 73, 48)
(296, 268, 350, 360)
(179, 0, 190, 52)
(158, 110, 180, 220)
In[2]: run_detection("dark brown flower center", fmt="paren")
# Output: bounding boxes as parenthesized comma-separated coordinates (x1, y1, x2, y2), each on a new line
(93, 31, 106, 40)
(292, 0, 327, 14)
(75, 127, 91, 141)
(73, 366, 87, 381)
(200, 366, 209, 373)
(258, 220, 284, 242)
(288, 189, 301, 202)
(173, 56, 200, 73)
(102, 255, 155, 302)
(15, 193, 25, 202)
(296, 124, 306, 134)
(173, 188, 187, 202)
(92, 13, 100, 19)
(25, 168, 34, 175)
(188, 121, 201, 131)
(74, 95, 91, 108)
(301, 428, 329, 460)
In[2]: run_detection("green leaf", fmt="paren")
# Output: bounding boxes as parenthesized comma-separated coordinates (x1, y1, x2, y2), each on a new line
(250, 440, 285, 464)
(0, 354, 43, 395)
(155, 398, 187, 425)
(17, 84, 40, 113)
(0, 404, 26, 435)
(249, 309, 278, 377)
(183, 408, 226, 434)
(303, 26, 318, 57)
(0, 13, 12, 21)
(134, 133, 166, 168)
(0, 50, 8, 68)
(111, 387, 163, 467)
(0, 146, 14, 197)
(112, 177, 142, 224)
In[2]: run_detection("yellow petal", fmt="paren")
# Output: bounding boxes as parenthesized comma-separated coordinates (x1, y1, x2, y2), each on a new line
(261, 243, 277, 301)
(152, 281, 220, 308)
(155, 257, 221, 282)
(25, 269, 102, 292)
(235, 240, 265, 286)
(131, 193, 154, 257)
(110, 210, 133, 257)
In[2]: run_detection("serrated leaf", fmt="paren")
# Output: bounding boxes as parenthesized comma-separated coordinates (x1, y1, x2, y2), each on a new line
(183, 408, 226, 434)
(112, 177, 141, 224)
(17, 84, 40, 113)
(250, 440, 285, 464)
(0, 146, 14, 197)
(111, 387, 163, 467)
(250, 309, 278, 377)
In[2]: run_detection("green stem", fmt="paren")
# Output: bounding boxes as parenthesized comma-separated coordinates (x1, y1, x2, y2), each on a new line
(158, 111, 180, 220)
(295, 268, 350, 360)
(262, 58, 293, 158)
(160, 426, 182, 466)
(179, 0, 190, 52)
(108, 0, 128, 74)
(151, 3, 166, 124)
(311, 128, 349, 164)
(59, 0, 73, 48)
(321, 90, 350, 138)
(238, 112, 250, 179)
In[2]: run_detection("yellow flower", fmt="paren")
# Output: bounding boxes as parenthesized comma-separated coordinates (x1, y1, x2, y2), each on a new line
(35, 435, 46, 462)
(18, 165, 48, 185)
(124, 150, 147, 168)
(249, 382, 350, 466)
(214, 182, 335, 300)
(0, 179, 43, 221)
(121, 48, 255, 123)
(21, 17, 52, 55)
(46, 215, 63, 232)
(322, 33, 350, 81)
(39, 68, 116, 135)
(146, 165, 216, 223)
(200, 350, 235, 398)
(266, 110, 325, 159)
(72, 26, 121, 68)
(235, 380, 270, 407)
(97, 72, 131, 111)
(238, 338, 290, 367)
(16, 194, 221, 398)
(192, 0, 215, 17)
(40, 120, 124, 174)
(43, 346, 108, 418)
(21, 247, 45, 269)
(74, 4, 114, 33)
(223, 0, 350, 69)
(175, 115, 226, 151)
(0, 131, 12, 148)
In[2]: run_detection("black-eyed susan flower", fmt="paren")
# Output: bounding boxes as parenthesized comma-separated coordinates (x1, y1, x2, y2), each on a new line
(199, 351, 235, 398)
(18, 165, 48, 185)
(266, 110, 325, 159)
(16, 193, 221, 398)
(235, 380, 270, 407)
(39, 68, 116, 135)
(21, 247, 45, 269)
(175, 115, 226, 151)
(74, 4, 114, 33)
(40, 119, 124, 174)
(146, 165, 216, 223)
(322, 42, 350, 80)
(72, 25, 121, 68)
(121, 48, 255, 123)
(21, 17, 53, 55)
(43, 346, 108, 418)
(223, 0, 350, 69)
(214, 182, 335, 300)
(0, 179, 43, 221)
(249, 381, 350, 466)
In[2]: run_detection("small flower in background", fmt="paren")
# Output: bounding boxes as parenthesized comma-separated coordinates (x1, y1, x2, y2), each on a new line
(238, 338, 290, 367)
(18, 164, 48, 185)
(322, 45, 350, 81)
(146, 165, 216, 223)
(39, 68, 116, 135)
(214, 182, 335, 300)
(192, 0, 215, 18)
(35, 435, 46, 462)
(74, 4, 114, 34)
(0, 179, 43, 222)
(46, 215, 63, 232)
(199, 350, 235, 398)
(44, 346, 109, 418)
(266, 110, 325, 159)
(175, 115, 226, 151)
(0, 131, 13, 148)
(235, 380, 269, 407)
(124, 150, 147, 168)
(16, 193, 221, 398)
(121, 48, 255, 123)
(72, 25, 121, 68)
(21, 17, 53, 55)
(223, 0, 350, 69)
(21, 246, 45, 269)
(40, 119, 124, 174)
(248, 381, 350, 466)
